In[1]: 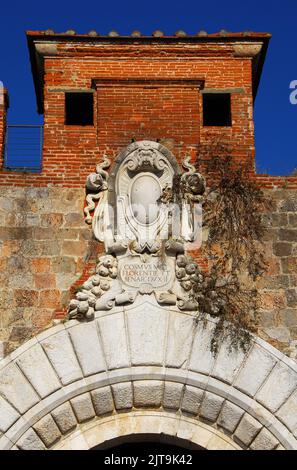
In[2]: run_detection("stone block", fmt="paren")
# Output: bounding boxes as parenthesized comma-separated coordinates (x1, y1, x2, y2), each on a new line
(32, 227, 56, 240)
(16, 343, 61, 398)
(14, 290, 39, 307)
(217, 401, 244, 433)
(0, 289, 14, 308)
(263, 213, 288, 227)
(260, 291, 286, 310)
(38, 241, 62, 257)
(79, 228, 93, 241)
(62, 241, 86, 257)
(22, 240, 44, 259)
(257, 275, 290, 290)
(98, 314, 129, 370)
(163, 382, 183, 410)
(188, 321, 216, 376)
(181, 385, 204, 415)
(0, 307, 14, 329)
(280, 198, 297, 212)
(264, 326, 291, 343)
(56, 228, 79, 240)
(263, 228, 278, 242)
(9, 273, 35, 290)
(256, 362, 297, 412)
(282, 257, 297, 274)
(285, 290, 297, 308)
(68, 322, 106, 376)
(279, 229, 297, 242)
(51, 402, 77, 434)
(111, 382, 133, 410)
(0, 364, 39, 414)
(17, 429, 45, 450)
(258, 310, 276, 327)
(51, 256, 77, 274)
(133, 380, 163, 408)
(199, 392, 224, 422)
(40, 330, 83, 385)
(234, 344, 276, 396)
(25, 187, 50, 201)
(65, 212, 84, 227)
(289, 214, 297, 226)
(166, 313, 196, 369)
(266, 257, 281, 276)
(276, 389, 297, 434)
(33, 414, 61, 448)
(25, 213, 40, 226)
(56, 273, 78, 291)
(127, 304, 167, 366)
(38, 290, 61, 308)
(91, 387, 114, 416)
(280, 308, 297, 326)
(273, 242, 292, 257)
(0, 227, 33, 241)
(71, 393, 95, 423)
(34, 274, 56, 289)
(212, 338, 248, 384)
(234, 414, 262, 446)
(0, 396, 20, 433)
(41, 213, 64, 228)
(9, 325, 32, 343)
(0, 197, 14, 212)
(30, 258, 51, 274)
(250, 428, 279, 450)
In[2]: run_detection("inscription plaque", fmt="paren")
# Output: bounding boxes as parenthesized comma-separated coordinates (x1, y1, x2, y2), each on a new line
(119, 258, 172, 290)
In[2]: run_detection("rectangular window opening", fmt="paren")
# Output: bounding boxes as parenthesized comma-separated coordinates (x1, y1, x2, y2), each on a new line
(203, 93, 231, 127)
(65, 92, 94, 126)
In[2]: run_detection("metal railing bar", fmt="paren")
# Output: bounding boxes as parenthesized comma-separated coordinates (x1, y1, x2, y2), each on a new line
(7, 125, 44, 128)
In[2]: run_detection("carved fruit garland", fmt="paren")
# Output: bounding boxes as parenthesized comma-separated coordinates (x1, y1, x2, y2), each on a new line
(68, 255, 118, 320)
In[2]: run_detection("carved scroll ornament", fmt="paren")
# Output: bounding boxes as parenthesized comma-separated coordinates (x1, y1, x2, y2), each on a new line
(67, 142, 209, 321)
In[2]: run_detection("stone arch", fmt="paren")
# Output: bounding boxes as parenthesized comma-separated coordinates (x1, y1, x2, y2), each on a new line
(0, 301, 296, 450)
(52, 412, 240, 450)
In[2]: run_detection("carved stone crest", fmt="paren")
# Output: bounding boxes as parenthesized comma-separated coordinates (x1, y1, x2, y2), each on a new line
(68, 140, 207, 320)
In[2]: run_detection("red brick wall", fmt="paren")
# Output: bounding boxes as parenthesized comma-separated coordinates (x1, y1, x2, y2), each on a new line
(0, 40, 257, 186)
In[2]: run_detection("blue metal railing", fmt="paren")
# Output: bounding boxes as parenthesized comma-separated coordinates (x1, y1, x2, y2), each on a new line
(4, 125, 43, 172)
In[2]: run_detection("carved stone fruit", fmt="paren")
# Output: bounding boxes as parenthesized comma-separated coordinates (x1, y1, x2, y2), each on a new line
(77, 301, 89, 314)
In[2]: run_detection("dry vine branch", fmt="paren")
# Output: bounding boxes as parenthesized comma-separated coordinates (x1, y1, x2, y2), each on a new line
(199, 150, 270, 354)
(158, 140, 270, 354)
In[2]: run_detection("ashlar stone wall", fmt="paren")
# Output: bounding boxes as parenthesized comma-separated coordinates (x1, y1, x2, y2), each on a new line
(0, 186, 98, 355)
(0, 185, 296, 359)
(258, 188, 297, 358)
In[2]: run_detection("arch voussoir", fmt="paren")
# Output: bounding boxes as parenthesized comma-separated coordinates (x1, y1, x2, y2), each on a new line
(0, 306, 296, 450)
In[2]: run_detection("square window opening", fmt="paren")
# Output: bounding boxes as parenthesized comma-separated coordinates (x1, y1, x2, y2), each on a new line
(65, 92, 94, 126)
(203, 93, 231, 127)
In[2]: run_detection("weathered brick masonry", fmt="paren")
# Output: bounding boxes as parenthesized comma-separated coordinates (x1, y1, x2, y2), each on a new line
(0, 31, 296, 356)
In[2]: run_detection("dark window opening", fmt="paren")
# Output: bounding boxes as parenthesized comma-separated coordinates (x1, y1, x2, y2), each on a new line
(65, 92, 94, 125)
(203, 93, 231, 127)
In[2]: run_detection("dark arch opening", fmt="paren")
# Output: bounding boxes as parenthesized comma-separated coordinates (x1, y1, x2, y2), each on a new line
(91, 433, 205, 452)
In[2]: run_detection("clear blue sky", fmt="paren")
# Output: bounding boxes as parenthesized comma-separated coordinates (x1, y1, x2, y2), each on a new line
(1, 0, 296, 175)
